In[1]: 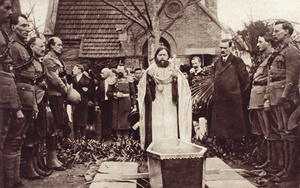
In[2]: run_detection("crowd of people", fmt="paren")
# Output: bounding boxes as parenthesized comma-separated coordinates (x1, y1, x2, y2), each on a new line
(0, 0, 299, 187)
(135, 21, 299, 184)
(0, 8, 144, 187)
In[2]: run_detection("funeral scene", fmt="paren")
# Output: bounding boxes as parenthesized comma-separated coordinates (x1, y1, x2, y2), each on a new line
(1, 0, 300, 187)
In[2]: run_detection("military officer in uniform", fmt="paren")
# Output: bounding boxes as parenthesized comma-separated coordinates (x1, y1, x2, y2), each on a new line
(23, 37, 51, 177)
(0, 1, 24, 188)
(4, 13, 38, 185)
(248, 33, 283, 172)
(43, 36, 68, 171)
(268, 20, 300, 181)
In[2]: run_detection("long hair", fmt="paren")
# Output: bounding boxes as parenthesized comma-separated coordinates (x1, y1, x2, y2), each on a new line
(154, 46, 170, 62)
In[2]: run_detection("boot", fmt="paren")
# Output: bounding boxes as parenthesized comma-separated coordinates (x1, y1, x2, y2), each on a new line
(265, 140, 282, 174)
(275, 140, 289, 177)
(255, 140, 271, 169)
(3, 152, 16, 188)
(20, 147, 41, 179)
(47, 136, 64, 171)
(33, 144, 51, 176)
(47, 151, 65, 171)
(37, 154, 48, 171)
(277, 140, 299, 179)
(37, 139, 49, 171)
(3, 139, 23, 188)
(47, 136, 64, 167)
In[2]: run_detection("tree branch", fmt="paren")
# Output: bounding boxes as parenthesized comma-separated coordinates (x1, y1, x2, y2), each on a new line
(128, 0, 151, 29)
(26, 1, 35, 17)
(156, 0, 169, 16)
(101, 0, 146, 29)
(143, 0, 152, 30)
(119, 0, 140, 22)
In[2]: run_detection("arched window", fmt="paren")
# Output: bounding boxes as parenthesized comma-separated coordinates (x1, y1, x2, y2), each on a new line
(142, 38, 170, 69)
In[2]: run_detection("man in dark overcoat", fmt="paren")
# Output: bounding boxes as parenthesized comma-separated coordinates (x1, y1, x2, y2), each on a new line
(96, 68, 113, 140)
(210, 39, 250, 154)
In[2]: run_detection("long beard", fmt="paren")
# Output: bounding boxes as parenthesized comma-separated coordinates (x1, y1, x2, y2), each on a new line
(156, 60, 169, 68)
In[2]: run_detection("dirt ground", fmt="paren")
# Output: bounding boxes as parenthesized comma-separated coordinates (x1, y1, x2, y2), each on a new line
(21, 164, 88, 188)
(20, 160, 299, 188)
(224, 158, 300, 188)
(20, 136, 299, 188)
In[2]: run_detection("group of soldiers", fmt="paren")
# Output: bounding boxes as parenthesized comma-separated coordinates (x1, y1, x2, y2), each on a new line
(1, 0, 300, 187)
(183, 21, 300, 182)
(0, 2, 72, 187)
(248, 20, 299, 181)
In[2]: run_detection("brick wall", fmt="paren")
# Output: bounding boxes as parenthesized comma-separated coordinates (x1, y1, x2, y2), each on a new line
(123, 0, 221, 67)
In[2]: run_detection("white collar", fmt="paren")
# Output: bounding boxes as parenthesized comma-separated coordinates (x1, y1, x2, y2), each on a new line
(76, 73, 83, 82)
(222, 54, 229, 62)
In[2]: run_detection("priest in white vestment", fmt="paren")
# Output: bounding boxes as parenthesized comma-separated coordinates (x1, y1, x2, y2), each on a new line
(138, 46, 192, 149)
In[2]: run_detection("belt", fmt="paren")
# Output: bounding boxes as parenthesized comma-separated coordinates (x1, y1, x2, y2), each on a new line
(16, 76, 36, 85)
(253, 81, 267, 86)
(270, 77, 285, 82)
(16, 79, 36, 85)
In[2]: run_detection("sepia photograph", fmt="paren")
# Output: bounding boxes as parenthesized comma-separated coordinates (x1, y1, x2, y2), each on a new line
(0, 0, 299, 187)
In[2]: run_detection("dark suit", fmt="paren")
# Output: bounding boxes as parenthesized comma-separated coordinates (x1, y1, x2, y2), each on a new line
(95, 77, 112, 140)
(210, 53, 250, 140)
(71, 73, 93, 137)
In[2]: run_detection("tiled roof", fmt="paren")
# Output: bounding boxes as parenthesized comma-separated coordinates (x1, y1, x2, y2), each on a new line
(54, 0, 143, 58)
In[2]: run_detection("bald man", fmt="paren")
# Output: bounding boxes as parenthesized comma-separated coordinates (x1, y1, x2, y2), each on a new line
(43, 37, 68, 171)
(96, 68, 114, 140)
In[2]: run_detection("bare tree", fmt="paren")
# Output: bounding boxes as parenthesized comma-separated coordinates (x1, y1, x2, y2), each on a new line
(101, 0, 200, 63)
(21, 0, 46, 38)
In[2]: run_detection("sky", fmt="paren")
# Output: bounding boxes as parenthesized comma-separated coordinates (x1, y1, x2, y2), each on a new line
(20, 0, 300, 33)
(217, 0, 300, 31)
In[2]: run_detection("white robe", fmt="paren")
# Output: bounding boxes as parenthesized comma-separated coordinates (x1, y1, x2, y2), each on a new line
(138, 62, 192, 149)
